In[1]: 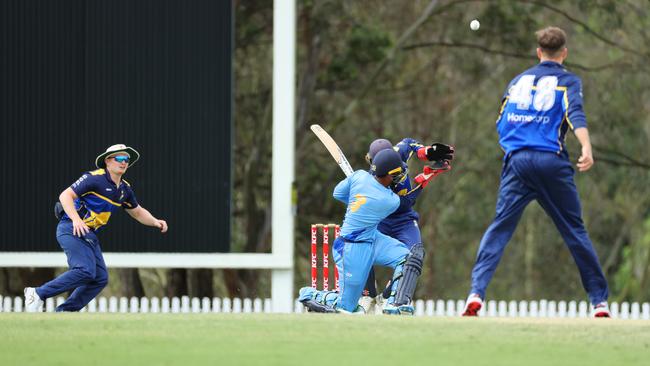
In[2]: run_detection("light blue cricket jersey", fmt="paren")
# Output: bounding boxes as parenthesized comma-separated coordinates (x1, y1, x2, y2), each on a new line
(333, 170, 400, 243)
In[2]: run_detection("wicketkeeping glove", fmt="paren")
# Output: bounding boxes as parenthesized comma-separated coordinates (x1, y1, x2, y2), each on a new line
(416, 143, 455, 162)
(414, 162, 451, 188)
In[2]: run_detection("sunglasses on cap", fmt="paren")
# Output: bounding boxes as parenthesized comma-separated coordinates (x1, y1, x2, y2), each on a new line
(112, 156, 130, 163)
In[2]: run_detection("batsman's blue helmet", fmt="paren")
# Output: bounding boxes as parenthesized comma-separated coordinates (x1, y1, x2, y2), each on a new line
(371, 149, 406, 178)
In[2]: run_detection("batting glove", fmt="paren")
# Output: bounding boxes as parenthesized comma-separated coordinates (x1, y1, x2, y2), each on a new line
(416, 143, 454, 162)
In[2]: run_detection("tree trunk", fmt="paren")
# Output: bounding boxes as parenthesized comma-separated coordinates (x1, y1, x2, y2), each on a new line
(165, 269, 188, 297)
(119, 268, 145, 298)
(524, 214, 535, 299)
(223, 269, 243, 298)
(188, 269, 214, 298)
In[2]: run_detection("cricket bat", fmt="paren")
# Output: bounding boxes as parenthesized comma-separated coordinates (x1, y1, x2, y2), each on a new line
(310, 124, 354, 177)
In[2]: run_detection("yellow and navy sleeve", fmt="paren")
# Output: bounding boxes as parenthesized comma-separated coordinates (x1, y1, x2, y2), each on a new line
(122, 184, 139, 209)
(70, 171, 98, 197)
(564, 75, 587, 130)
(395, 138, 424, 162)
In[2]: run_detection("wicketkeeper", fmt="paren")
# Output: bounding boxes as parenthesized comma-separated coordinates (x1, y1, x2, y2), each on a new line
(361, 138, 454, 314)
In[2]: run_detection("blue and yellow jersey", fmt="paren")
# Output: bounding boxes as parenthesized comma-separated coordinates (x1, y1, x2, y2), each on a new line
(496, 61, 587, 156)
(333, 170, 400, 242)
(387, 138, 424, 222)
(62, 168, 139, 231)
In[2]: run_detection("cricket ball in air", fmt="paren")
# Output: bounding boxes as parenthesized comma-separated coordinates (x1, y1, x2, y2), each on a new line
(470, 19, 480, 31)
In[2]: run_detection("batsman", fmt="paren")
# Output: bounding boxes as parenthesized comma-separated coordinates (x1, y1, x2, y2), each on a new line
(299, 149, 415, 313)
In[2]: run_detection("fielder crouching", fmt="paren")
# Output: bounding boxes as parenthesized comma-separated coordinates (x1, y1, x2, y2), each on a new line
(23, 144, 168, 312)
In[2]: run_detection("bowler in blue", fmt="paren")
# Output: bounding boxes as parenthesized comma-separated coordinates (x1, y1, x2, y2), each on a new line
(462, 27, 610, 318)
(24, 144, 168, 312)
(299, 149, 410, 313)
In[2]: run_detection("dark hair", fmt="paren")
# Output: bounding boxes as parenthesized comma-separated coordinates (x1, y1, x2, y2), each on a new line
(536, 27, 567, 57)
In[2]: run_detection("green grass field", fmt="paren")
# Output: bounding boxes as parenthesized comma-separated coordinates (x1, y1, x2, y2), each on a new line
(1, 314, 649, 366)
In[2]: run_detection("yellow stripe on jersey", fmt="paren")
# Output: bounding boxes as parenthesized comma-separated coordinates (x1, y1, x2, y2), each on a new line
(561, 88, 575, 130)
(81, 191, 122, 207)
(495, 97, 509, 124)
(90, 168, 106, 176)
(83, 210, 112, 229)
(405, 186, 421, 195)
(553, 87, 571, 153)
(349, 194, 367, 213)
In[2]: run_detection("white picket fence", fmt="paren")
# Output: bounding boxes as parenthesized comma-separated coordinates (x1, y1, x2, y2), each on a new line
(1, 295, 649, 319)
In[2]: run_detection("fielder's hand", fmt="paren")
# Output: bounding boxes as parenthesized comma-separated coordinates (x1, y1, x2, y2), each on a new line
(156, 219, 168, 233)
(72, 218, 91, 237)
(414, 162, 451, 188)
(417, 143, 454, 162)
(577, 145, 594, 172)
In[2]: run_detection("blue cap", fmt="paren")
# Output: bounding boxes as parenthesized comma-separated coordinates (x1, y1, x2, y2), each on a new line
(366, 139, 393, 162)
(371, 149, 405, 177)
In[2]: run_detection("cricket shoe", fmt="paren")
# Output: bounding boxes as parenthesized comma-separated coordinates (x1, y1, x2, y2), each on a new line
(382, 302, 400, 315)
(358, 295, 375, 314)
(382, 302, 414, 315)
(24, 287, 44, 313)
(337, 305, 365, 315)
(398, 303, 415, 315)
(591, 302, 611, 318)
(462, 293, 483, 316)
(298, 287, 337, 313)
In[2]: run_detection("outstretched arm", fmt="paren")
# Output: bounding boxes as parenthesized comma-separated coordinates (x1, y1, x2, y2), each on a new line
(126, 206, 168, 233)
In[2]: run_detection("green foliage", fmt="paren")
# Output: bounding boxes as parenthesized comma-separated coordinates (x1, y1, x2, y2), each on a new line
(613, 246, 636, 299)
(348, 24, 392, 64)
(325, 23, 392, 84)
(233, 0, 650, 302)
(477, 1, 541, 52)
(613, 217, 650, 301)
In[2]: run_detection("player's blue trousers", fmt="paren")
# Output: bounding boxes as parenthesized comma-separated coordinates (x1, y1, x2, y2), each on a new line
(36, 220, 109, 311)
(333, 232, 409, 312)
(469, 150, 609, 305)
(379, 217, 422, 249)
